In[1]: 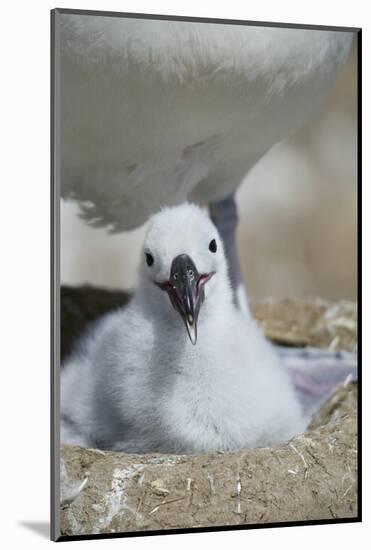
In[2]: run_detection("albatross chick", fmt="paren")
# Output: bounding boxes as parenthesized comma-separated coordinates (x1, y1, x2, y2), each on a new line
(61, 203, 305, 453)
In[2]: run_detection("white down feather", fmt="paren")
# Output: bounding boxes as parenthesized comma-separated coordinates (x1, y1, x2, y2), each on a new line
(61, 204, 306, 453)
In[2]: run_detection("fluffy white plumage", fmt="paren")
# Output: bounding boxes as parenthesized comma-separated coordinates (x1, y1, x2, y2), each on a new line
(59, 15, 353, 231)
(61, 204, 305, 453)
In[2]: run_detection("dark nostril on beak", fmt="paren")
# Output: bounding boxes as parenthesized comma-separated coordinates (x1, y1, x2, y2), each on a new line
(170, 255, 198, 283)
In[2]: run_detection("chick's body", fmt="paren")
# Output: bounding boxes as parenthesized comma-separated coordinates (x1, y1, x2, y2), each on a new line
(61, 204, 305, 453)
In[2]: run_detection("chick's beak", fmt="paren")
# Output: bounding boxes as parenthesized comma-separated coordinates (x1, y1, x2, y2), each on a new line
(157, 254, 214, 345)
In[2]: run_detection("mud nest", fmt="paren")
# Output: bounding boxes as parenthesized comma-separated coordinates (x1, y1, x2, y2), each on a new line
(59, 287, 358, 537)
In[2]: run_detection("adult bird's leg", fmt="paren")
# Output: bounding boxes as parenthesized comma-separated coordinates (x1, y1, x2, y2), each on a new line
(209, 193, 249, 314)
(209, 194, 358, 407)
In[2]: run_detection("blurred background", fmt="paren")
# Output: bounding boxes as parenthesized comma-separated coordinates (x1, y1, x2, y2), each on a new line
(61, 42, 357, 302)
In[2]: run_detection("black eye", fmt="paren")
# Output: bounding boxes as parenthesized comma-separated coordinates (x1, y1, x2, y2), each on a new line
(209, 239, 217, 253)
(145, 252, 154, 266)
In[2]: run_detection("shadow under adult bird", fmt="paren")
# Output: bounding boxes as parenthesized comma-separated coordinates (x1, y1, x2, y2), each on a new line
(61, 204, 305, 454)
(59, 14, 353, 309)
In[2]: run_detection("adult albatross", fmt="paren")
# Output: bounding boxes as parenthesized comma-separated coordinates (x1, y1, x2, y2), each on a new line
(59, 13, 353, 308)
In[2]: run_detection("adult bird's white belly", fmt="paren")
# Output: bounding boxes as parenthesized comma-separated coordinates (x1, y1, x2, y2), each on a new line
(61, 204, 305, 453)
(60, 16, 353, 231)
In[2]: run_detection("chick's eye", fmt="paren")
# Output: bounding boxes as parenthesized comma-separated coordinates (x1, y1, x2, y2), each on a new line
(145, 252, 154, 266)
(209, 239, 217, 253)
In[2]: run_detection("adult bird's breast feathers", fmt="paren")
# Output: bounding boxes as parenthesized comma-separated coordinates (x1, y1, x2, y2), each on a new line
(60, 15, 353, 231)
